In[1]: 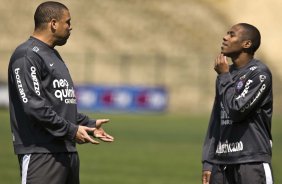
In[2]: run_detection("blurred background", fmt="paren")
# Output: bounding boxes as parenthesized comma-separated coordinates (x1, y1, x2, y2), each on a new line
(1, 0, 282, 183)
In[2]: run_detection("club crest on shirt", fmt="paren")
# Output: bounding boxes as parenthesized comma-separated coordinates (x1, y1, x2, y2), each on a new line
(236, 80, 244, 91)
(236, 75, 246, 92)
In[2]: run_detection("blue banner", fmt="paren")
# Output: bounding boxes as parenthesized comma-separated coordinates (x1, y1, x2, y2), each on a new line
(76, 85, 168, 112)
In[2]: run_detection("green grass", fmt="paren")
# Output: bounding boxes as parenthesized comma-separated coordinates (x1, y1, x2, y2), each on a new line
(0, 109, 281, 183)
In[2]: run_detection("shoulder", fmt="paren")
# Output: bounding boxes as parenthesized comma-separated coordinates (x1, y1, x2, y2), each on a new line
(10, 37, 50, 67)
(230, 59, 272, 86)
(248, 59, 272, 77)
(245, 59, 272, 87)
(11, 38, 39, 60)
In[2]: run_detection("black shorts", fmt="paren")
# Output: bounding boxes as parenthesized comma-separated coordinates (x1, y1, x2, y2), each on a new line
(210, 162, 274, 184)
(18, 152, 80, 184)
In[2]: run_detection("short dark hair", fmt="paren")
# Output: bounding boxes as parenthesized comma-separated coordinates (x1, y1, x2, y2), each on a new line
(34, 1, 68, 30)
(238, 23, 261, 54)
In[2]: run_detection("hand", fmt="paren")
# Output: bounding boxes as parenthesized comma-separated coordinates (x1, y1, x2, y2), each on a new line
(75, 125, 99, 144)
(214, 54, 229, 74)
(93, 119, 114, 142)
(202, 170, 211, 184)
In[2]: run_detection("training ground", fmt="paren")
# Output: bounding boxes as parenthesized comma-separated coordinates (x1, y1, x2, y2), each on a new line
(0, 109, 281, 184)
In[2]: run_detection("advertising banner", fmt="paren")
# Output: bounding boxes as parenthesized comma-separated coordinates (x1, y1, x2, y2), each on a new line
(76, 85, 168, 112)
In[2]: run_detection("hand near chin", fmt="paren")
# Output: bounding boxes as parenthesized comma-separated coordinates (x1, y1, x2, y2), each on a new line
(214, 54, 229, 74)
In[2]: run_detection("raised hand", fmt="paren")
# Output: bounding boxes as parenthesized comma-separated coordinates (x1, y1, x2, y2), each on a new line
(93, 119, 114, 142)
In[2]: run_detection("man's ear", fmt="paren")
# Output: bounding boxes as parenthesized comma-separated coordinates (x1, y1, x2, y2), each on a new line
(50, 19, 57, 32)
(242, 40, 252, 49)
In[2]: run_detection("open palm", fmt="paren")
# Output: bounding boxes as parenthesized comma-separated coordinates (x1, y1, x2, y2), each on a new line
(93, 119, 114, 142)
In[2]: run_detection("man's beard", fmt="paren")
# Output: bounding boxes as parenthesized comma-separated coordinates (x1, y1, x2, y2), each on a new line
(56, 38, 68, 46)
(55, 35, 70, 46)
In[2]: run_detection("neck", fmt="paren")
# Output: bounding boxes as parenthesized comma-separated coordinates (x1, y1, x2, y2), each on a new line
(32, 30, 55, 48)
(231, 53, 254, 68)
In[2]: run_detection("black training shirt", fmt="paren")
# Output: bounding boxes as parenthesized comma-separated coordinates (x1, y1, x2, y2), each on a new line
(8, 37, 95, 154)
(202, 59, 273, 170)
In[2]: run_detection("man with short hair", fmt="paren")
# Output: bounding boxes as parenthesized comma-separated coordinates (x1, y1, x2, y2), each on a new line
(202, 23, 274, 184)
(8, 1, 114, 184)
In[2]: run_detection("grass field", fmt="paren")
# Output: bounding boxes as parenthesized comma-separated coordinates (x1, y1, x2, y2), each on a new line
(0, 109, 281, 184)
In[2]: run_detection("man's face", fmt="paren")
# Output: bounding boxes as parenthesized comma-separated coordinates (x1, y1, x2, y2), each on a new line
(221, 25, 246, 57)
(54, 9, 72, 46)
